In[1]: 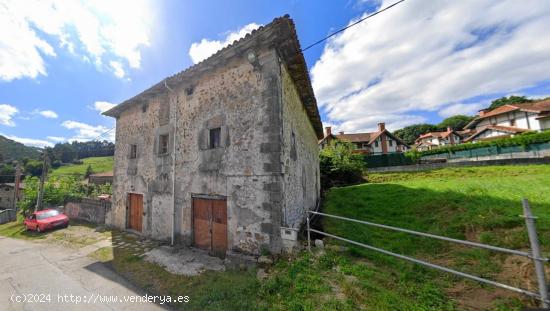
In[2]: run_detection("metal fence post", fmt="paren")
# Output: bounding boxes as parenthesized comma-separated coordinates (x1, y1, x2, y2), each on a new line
(522, 198, 549, 308)
(306, 214, 311, 252)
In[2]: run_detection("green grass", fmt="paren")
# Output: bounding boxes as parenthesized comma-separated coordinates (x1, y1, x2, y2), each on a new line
(0, 214, 46, 240)
(50, 156, 113, 177)
(321, 164, 550, 309)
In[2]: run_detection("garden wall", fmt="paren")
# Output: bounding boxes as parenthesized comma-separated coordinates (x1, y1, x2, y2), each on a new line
(64, 198, 110, 224)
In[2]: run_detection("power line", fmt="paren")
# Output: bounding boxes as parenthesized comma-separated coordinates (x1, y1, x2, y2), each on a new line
(301, 0, 406, 52)
(90, 127, 115, 141)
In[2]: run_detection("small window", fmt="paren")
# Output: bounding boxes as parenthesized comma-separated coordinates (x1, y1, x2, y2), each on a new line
(209, 128, 221, 149)
(159, 134, 169, 155)
(510, 119, 516, 126)
(374, 141, 379, 148)
(389, 140, 393, 147)
(130, 144, 137, 159)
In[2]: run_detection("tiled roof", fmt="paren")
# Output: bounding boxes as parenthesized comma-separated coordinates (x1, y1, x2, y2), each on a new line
(464, 125, 529, 142)
(334, 133, 372, 143)
(103, 15, 324, 138)
(465, 99, 550, 129)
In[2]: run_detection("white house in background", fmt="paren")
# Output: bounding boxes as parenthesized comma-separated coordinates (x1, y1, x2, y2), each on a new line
(319, 123, 410, 154)
(414, 127, 463, 151)
(463, 99, 550, 142)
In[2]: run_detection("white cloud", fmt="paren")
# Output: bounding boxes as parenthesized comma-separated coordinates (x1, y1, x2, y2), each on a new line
(312, 0, 550, 131)
(92, 101, 116, 113)
(47, 136, 66, 142)
(2, 134, 52, 148)
(438, 103, 485, 118)
(61, 120, 114, 141)
(38, 110, 58, 119)
(0, 104, 18, 126)
(189, 23, 261, 64)
(0, 0, 153, 81)
(109, 61, 125, 78)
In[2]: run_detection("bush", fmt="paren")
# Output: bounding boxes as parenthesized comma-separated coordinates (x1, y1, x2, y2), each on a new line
(17, 176, 112, 215)
(407, 130, 550, 158)
(320, 140, 366, 189)
(72, 159, 83, 165)
(51, 160, 62, 168)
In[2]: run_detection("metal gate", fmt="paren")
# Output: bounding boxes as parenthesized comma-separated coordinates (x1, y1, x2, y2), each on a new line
(306, 198, 549, 308)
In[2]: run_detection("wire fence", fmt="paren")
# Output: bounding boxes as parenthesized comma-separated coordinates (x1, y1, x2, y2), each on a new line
(306, 198, 549, 308)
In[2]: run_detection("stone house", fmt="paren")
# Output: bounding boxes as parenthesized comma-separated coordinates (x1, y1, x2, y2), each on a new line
(103, 16, 323, 256)
(319, 123, 410, 154)
(463, 99, 550, 142)
(414, 127, 463, 151)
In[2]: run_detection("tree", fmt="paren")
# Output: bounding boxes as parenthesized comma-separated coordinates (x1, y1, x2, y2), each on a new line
(320, 140, 366, 189)
(488, 96, 532, 110)
(393, 124, 438, 145)
(85, 165, 94, 179)
(437, 115, 475, 131)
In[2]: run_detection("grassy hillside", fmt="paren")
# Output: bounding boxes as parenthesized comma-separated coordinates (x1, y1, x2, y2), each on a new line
(0, 135, 40, 161)
(50, 156, 113, 177)
(320, 165, 550, 310)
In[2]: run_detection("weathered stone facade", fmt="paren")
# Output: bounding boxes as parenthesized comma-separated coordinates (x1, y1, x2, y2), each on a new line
(104, 16, 322, 255)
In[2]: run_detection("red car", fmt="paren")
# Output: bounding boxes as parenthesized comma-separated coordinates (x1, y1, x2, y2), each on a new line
(24, 209, 69, 233)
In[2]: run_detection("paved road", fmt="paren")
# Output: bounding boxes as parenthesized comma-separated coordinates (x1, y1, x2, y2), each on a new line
(0, 237, 170, 311)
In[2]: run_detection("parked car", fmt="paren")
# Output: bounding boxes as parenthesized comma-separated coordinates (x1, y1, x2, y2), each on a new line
(24, 209, 69, 233)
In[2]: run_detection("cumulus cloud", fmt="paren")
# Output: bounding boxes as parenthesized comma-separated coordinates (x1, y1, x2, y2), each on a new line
(0, 104, 18, 126)
(92, 101, 116, 113)
(189, 23, 261, 64)
(61, 120, 114, 141)
(0, 0, 153, 81)
(2, 134, 52, 148)
(37, 110, 58, 119)
(311, 0, 550, 132)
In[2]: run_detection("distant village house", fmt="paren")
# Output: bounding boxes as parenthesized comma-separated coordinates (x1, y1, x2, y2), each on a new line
(414, 127, 463, 151)
(463, 99, 550, 142)
(319, 123, 410, 154)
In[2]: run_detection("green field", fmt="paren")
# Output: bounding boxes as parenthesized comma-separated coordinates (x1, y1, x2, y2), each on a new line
(49, 156, 113, 177)
(320, 164, 550, 310)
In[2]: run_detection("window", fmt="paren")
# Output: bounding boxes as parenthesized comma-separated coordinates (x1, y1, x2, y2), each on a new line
(389, 140, 393, 147)
(159, 134, 169, 155)
(510, 119, 516, 126)
(209, 128, 221, 149)
(130, 144, 137, 159)
(374, 141, 379, 148)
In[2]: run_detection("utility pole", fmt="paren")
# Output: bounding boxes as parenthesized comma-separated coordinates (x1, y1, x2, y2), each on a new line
(35, 150, 48, 212)
(14, 162, 21, 212)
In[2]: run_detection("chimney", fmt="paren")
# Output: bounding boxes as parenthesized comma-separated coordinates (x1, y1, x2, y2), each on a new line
(339, 131, 344, 135)
(447, 126, 452, 132)
(478, 109, 488, 117)
(325, 126, 332, 136)
(378, 122, 385, 132)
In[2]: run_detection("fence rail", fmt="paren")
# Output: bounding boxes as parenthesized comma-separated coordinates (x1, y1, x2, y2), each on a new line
(307, 198, 549, 307)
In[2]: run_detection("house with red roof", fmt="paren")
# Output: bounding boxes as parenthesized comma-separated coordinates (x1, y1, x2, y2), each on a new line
(463, 99, 550, 142)
(319, 123, 410, 154)
(414, 127, 463, 151)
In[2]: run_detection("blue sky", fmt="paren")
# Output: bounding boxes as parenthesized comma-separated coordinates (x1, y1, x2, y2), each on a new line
(1, 0, 550, 147)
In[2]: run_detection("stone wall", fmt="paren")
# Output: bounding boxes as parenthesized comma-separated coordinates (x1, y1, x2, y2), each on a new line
(280, 63, 320, 230)
(64, 198, 110, 224)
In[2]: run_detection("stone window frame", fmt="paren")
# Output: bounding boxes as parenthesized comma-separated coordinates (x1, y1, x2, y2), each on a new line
(129, 144, 138, 159)
(154, 124, 174, 157)
(209, 127, 222, 149)
(159, 134, 169, 155)
(199, 115, 229, 151)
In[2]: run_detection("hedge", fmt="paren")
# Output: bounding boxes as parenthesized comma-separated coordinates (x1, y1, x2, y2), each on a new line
(406, 130, 550, 160)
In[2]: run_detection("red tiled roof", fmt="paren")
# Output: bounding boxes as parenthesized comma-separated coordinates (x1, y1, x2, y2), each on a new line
(464, 125, 529, 142)
(465, 99, 550, 129)
(334, 133, 372, 143)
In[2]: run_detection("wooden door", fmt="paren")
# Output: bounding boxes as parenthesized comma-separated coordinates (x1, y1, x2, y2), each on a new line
(128, 193, 143, 232)
(193, 198, 227, 257)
